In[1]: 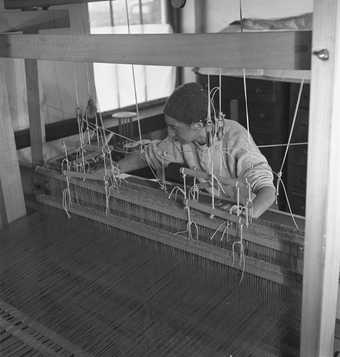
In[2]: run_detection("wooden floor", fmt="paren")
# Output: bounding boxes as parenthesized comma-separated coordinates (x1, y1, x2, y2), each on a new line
(0, 206, 301, 357)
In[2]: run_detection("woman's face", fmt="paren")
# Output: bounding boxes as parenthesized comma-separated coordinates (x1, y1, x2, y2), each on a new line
(165, 115, 201, 144)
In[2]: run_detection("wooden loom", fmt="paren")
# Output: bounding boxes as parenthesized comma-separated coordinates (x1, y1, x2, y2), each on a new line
(1, 0, 340, 356)
(33, 163, 305, 288)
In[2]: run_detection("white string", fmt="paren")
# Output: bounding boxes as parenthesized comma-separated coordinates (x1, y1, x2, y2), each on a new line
(274, 80, 304, 228)
(86, 121, 132, 141)
(242, 69, 251, 148)
(62, 188, 71, 218)
(273, 171, 299, 230)
(220, 222, 230, 242)
(209, 86, 220, 119)
(232, 222, 246, 282)
(61, 141, 72, 218)
(211, 174, 227, 195)
(104, 178, 111, 215)
(210, 148, 215, 211)
(239, 0, 251, 156)
(143, 149, 167, 190)
(279, 80, 304, 174)
(75, 109, 86, 175)
(239, 0, 244, 33)
(43, 104, 75, 118)
(73, 70, 80, 109)
(258, 142, 307, 148)
(210, 221, 225, 241)
(124, 0, 143, 150)
(168, 185, 185, 201)
(86, 63, 92, 99)
(219, 68, 222, 115)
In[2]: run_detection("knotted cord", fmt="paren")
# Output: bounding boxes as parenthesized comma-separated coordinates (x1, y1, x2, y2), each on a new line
(124, 0, 143, 150)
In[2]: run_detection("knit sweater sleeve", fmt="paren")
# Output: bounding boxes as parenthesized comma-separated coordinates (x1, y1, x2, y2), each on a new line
(225, 121, 275, 193)
(143, 136, 185, 171)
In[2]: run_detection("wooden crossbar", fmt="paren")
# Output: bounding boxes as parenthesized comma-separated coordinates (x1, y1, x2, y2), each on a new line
(4, 0, 105, 9)
(63, 170, 106, 181)
(37, 193, 294, 286)
(0, 10, 69, 33)
(0, 31, 311, 69)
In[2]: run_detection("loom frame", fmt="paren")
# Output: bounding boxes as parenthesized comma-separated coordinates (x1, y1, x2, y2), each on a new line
(0, 1, 340, 356)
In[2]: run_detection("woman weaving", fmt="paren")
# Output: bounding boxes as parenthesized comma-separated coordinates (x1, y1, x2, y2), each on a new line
(115, 82, 276, 219)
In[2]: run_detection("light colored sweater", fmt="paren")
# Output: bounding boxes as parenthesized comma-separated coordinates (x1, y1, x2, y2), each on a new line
(143, 119, 274, 203)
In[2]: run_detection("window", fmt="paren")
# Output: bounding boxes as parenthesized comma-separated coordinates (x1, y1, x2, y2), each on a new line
(88, 0, 175, 112)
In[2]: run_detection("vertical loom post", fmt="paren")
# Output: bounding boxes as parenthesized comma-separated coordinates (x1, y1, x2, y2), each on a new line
(300, 0, 340, 356)
(0, 65, 26, 228)
(25, 57, 45, 165)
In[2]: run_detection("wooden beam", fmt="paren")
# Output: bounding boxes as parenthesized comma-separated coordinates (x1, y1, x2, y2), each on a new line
(300, 0, 340, 356)
(0, 32, 312, 69)
(0, 179, 8, 227)
(25, 58, 45, 165)
(0, 65, 26, 228)
(12, 9, 72, 166)
(4, 0, 105, 10)
(0, 10, 69, 33)
(37, 194, 298, 287)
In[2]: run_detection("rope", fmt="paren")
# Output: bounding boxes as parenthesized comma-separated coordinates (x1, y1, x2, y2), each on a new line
(210, 147, 215, 211)
(258, 142, 307, 148)
(219, 68, 222, 115)
(273, 171, 299, 230)
(274, 80, 304, 230)
(232, 222, 246, 282)
(61, 141, 72, 218)
(168, 185, 186, 201)
(210, 220, 231, 242)
(124, 0, 143, 150)
(279, 80, 304, 174)
(73, 70, 80, 109)
(239, 0, 244, 32)
(242, 69, 251, 148)
(239, 0, 251, 155)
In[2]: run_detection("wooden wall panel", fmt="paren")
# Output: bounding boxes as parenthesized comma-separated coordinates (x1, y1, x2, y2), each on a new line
(25, 58, 45, 165)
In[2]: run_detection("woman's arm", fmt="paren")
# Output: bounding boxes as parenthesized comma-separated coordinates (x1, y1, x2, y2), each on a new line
(117, 151, 147, 173)
(251, 185, 276, 219)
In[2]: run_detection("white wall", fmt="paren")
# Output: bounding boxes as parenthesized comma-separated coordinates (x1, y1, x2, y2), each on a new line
(38, 3, 95, 126)
(205, 0, 313, 33)
(182, 0, 313, 34)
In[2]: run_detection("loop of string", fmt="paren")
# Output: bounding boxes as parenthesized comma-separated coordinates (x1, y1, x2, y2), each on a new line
(275, 80, 304, 231)
(279, 80, 305, 175)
